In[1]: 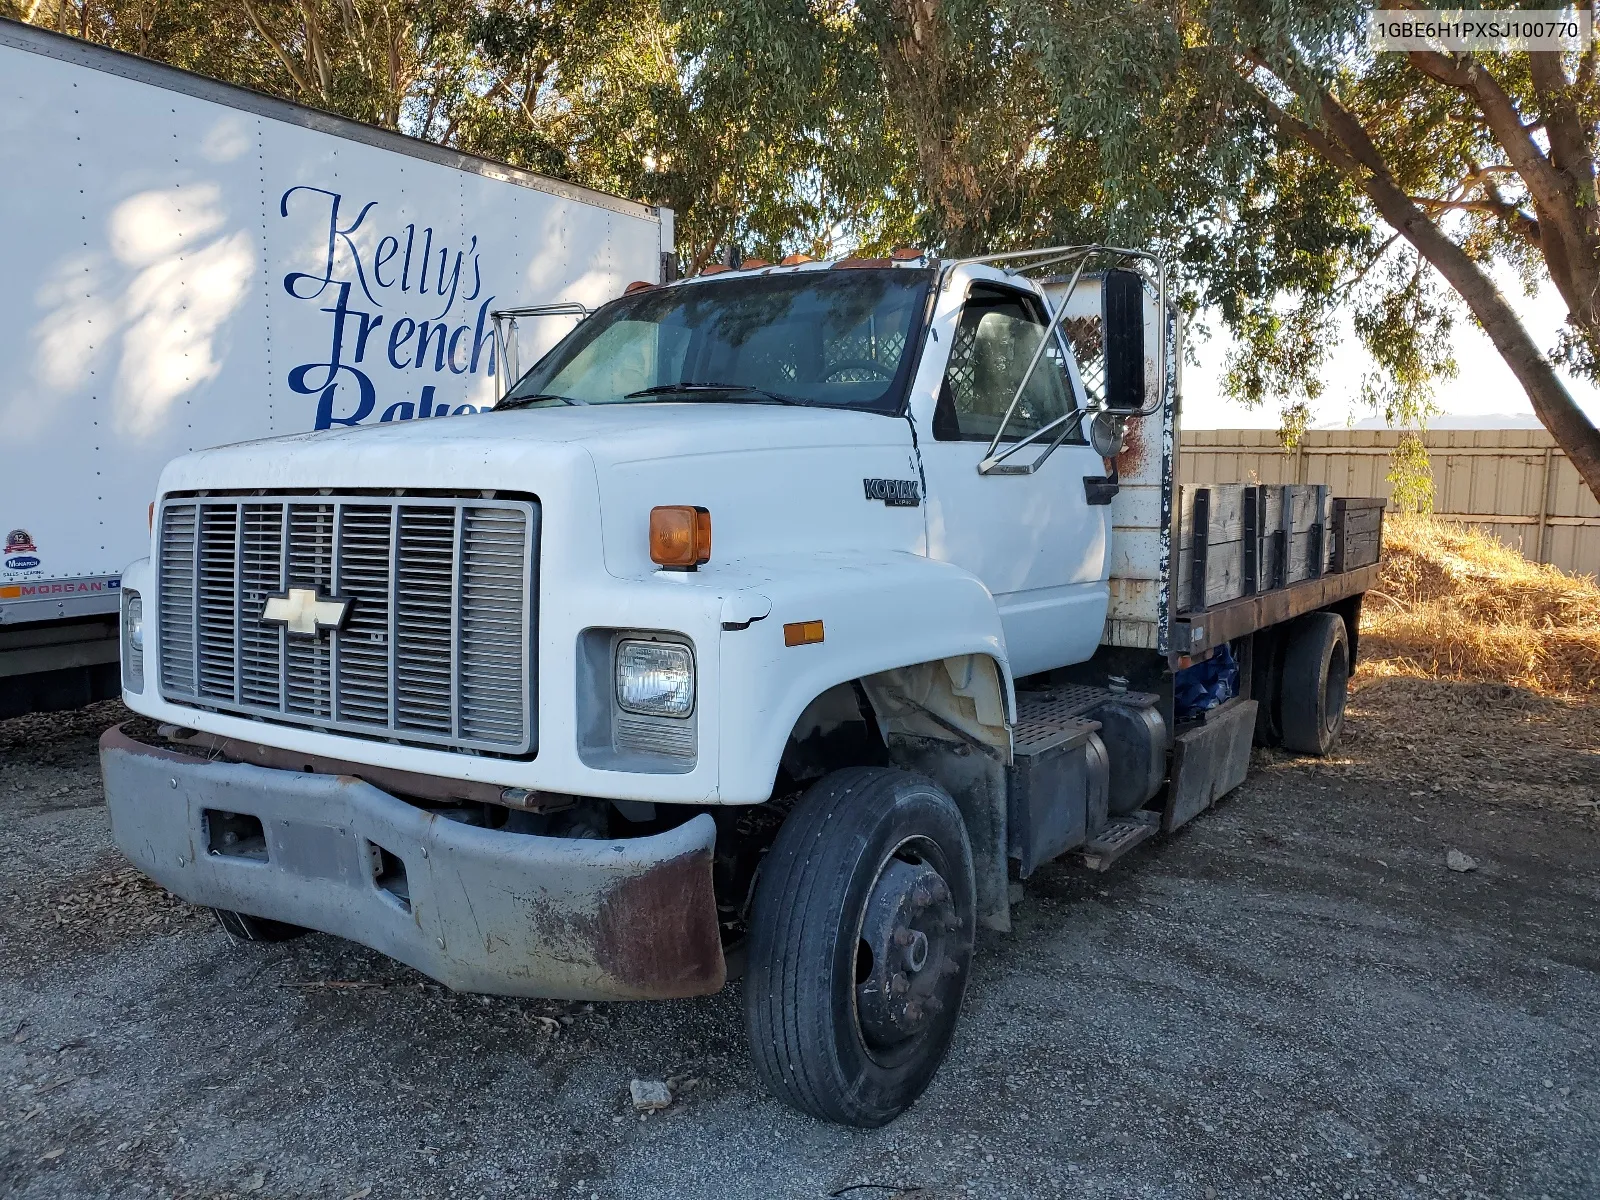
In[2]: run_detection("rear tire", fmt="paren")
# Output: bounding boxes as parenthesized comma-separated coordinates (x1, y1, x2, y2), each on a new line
(211, 908, 308, 943)
(743, 766, 975, 1127)
(1279, 612, 1349, 756)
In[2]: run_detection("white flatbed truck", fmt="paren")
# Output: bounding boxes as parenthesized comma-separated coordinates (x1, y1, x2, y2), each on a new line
(101, 244, 1383, 1126)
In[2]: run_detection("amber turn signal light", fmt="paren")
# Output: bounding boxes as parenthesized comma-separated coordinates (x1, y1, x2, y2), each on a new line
(783, 620, 824, 647)
(650, 505, 711, 569)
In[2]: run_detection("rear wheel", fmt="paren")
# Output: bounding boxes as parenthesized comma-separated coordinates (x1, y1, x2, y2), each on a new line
(211, 908, 308, 943)
(1279, 612, 1350, 756)
(743, 766, 975, 1127)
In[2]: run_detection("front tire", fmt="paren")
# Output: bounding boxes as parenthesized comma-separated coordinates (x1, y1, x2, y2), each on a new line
(743, 766, 975, 1127)
(1279, 612, 1350, 756)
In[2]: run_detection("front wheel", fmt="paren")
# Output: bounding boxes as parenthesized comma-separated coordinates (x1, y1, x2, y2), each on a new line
(743, 766, 975, 1127)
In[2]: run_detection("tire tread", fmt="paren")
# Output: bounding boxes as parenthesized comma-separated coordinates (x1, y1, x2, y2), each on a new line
(744, 766, 967, 1125)
(1279, 612, 1348, 756)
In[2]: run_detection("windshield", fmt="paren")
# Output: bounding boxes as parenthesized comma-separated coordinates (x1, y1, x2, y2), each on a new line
(497, 269, 932, 413)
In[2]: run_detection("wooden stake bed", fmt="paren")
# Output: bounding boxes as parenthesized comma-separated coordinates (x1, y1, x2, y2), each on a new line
(1062, 278, 1386, 660)
(1171, 484, 1384, 657)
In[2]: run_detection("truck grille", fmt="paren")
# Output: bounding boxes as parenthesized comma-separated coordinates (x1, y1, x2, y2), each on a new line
(157, 495, 537, 754)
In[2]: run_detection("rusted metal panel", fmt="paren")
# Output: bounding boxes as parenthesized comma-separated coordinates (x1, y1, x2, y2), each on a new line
(1059, 274, 1178, 651)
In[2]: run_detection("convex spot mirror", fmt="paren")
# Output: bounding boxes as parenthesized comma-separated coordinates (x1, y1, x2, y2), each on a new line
(1102, 268, 1148, 414)
(1089, 411, 1127, 460)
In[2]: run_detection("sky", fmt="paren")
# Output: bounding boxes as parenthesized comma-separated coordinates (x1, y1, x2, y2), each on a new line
(1182, 275, 1600, 430)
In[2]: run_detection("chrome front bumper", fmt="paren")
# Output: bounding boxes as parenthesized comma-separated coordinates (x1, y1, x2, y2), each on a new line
(100, 725, 725, 1000)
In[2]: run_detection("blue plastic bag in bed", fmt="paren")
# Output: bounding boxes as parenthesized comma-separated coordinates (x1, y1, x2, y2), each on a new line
(1174, 643, 1239, 719)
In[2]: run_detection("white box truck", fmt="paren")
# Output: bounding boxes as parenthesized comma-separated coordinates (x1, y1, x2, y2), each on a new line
(0, 18, 674, 716)
(101, 241, 1384, 1126)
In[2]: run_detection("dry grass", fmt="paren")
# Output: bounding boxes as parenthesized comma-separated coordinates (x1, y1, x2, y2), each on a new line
(1360, 514, 1600, 698)
(1324, 515, 1600, 813)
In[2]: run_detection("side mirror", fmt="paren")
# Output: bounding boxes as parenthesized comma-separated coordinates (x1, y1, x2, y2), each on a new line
(1089, 411, 1126, 459)
(1101, 268, 1146, 414)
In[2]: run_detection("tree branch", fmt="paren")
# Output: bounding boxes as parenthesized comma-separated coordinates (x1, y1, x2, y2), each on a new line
(1527, 51, 1597, 210)
(1409, 194, 1542, 241)
(238, 0, 319, 101)
(1405, 47, 1582, 244)
(1245, 54, 1600, 500)
(1334, 231, 1402, 299)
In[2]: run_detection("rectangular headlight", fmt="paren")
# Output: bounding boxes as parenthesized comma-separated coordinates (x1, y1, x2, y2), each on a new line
(615, 639, 694, 718)
(122, 590, 145, 694)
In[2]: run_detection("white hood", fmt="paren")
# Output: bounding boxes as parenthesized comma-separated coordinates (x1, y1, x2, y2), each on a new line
(158, 402, 928, 575)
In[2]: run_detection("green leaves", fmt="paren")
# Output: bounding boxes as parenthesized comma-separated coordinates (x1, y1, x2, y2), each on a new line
(23, 0, 1598, 484)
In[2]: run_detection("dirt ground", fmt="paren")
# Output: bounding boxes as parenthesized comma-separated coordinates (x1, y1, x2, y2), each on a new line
(1, 674, 1596, 1200)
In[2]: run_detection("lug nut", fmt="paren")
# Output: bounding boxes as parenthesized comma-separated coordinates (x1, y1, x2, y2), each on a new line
(892, 927, 914, 947)
(925, 995, 944, 1014)
(904, 1000, 923, 1023)
(911, 886, 932, 908)
(889, 971, 910, 997)
(929, 878, 949, 903)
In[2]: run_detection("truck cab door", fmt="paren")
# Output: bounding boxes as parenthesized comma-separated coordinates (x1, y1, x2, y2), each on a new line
(914, 281, 1110, 677)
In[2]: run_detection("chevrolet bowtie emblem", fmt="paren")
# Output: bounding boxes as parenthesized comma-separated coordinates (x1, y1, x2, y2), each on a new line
(261, 587, 350, 637)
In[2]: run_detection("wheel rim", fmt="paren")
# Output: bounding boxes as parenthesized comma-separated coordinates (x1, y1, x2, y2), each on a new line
(852, 838, 966, 1063)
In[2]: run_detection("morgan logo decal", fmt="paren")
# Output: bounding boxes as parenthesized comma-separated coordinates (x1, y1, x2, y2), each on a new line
(863, 477, 921, 507)
(261, 587, 351, 637)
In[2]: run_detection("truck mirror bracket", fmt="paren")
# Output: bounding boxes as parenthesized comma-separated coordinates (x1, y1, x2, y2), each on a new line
(1083, 468, 1119, 505)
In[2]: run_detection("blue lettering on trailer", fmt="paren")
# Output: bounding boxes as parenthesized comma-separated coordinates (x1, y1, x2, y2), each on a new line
(279, 187, 497, 430)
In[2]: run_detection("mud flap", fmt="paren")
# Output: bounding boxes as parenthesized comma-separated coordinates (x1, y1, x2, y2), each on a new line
(1163, 698, 1258, 833)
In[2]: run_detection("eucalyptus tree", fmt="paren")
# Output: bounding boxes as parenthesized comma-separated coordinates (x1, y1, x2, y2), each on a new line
(1017, 0, 1600, 498)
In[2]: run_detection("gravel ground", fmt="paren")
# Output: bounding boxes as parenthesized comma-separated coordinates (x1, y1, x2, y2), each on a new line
(1, 679, 1597, 1200)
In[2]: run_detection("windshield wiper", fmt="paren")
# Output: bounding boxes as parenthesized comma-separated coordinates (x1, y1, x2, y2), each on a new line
(623, 382, 804, 406)
(494, 392, 588, 411)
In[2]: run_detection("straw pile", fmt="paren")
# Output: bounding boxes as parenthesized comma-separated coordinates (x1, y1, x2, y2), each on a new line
(1359, 514, 1600, 698)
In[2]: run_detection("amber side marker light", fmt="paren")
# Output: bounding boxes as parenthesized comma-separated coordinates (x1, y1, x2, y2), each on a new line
(650, 505, 711, 569)
(783, 620, 825, 647)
